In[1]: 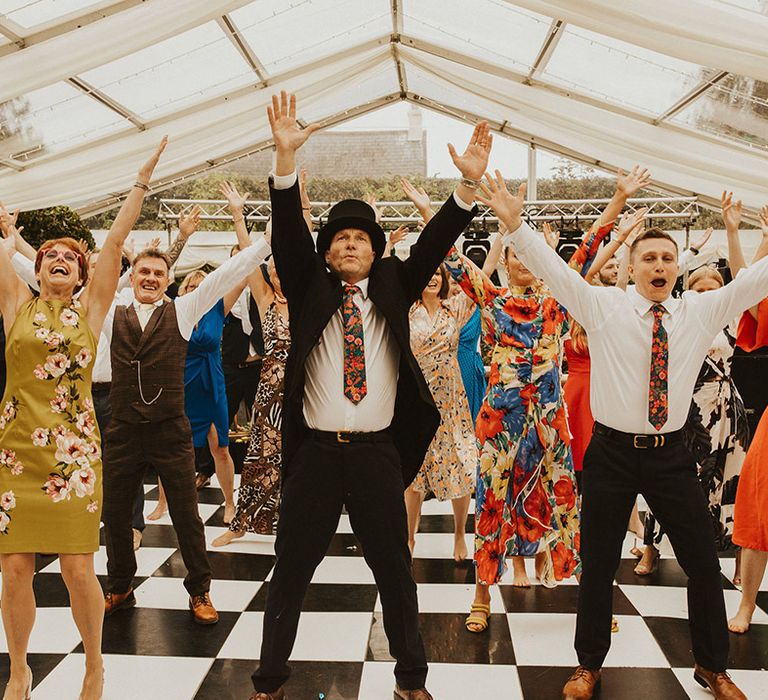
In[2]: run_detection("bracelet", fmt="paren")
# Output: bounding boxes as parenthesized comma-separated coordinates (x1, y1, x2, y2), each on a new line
(302, 207, 311, 211)
(460, 176, 481, 189)
(621, 239, 631, 248)
(133, 181, 150, 191)
(689, 246, 700, 255)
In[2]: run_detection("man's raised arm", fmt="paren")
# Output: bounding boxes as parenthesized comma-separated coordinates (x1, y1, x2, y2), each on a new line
(478, 170, 604, 330)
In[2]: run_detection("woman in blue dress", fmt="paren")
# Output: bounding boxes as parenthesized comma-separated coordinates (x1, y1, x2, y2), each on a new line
(457, 307, 486, 421)
(148, 269, 247, 525)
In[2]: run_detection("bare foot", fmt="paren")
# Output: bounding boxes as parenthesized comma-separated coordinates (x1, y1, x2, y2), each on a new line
(212, 529, 245, 548)
(454, 535, 468, 562)
(728, 605, 755, 634)
(3, 666, 31, 700)
(511, 557, 531, 588)
(79, 665, 104, 700)
(146, 503, 168, 521)
(223, 504, 236, 526)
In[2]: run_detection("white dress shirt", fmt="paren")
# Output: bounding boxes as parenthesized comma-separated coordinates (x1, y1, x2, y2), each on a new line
(272, 170, 474, 432)
(102, 240, 270, 346)
(506, 222, 768, 434)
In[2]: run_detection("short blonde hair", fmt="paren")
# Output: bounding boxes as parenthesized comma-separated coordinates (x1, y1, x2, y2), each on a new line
(178, 269, 207, 295)
(686, 266, 724, 291)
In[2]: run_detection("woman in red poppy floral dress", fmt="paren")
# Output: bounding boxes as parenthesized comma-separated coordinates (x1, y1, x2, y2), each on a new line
(447, 167, 651, 633)
(0, 140, 165, 699)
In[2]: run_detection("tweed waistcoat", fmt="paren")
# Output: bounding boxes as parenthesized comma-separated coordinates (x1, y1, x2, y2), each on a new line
(110, 302, 188, 423)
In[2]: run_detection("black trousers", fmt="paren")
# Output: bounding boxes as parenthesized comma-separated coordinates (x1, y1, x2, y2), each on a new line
(252, 436, 427, 693)
(93, 388, 145, 532)
(575, 432, 729, 671)
(102, 417, 212, 595)
(197, 363, 262, 478)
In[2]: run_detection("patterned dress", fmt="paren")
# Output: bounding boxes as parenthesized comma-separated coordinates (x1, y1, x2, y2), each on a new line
(444, 222, 612, 586)
(409, 294, 478, 500)
(229, 303, 289, 535)
(644, 324, 748, 551)
(0, 298, 101, 553)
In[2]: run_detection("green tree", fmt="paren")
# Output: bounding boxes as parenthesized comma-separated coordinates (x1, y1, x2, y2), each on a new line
(18, 206, 95, 250)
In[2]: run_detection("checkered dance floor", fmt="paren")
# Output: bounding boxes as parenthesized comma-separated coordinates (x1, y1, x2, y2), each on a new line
(1, 475, 767, 699)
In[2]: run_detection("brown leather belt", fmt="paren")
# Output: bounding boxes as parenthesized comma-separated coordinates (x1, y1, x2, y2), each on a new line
(308, 429, 391, 444)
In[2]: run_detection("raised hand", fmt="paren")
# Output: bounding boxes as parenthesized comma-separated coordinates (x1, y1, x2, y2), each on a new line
(721, 191, 742, 231)
(616, 207, 649, 240)
(448, 121, 493, 181)
(542, 222, 559, 250)
(137, 135, 168, 185)
(690, 227, 713, 251)
(759, 205, 768, 237)
(389, 225, 409, 246)
(476, 170, 527, 232)
(400, 177, 431, 213)
(220, 181, 250, 214)
(267, 91, 321, 155)
(179, 205, 201, 239)
(365, 194, 382, 224)
(148, 236, 162, 250)
(616, 165, 651, 198)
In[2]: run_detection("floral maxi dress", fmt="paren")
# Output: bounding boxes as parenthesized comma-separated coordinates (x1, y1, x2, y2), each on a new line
(445, 250, 581, 586)
(0, 298, 102, 553)
(409, 293, 478, 500)
(229, 302, 290, 535)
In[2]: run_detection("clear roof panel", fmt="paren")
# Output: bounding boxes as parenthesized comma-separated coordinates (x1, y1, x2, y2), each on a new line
(80, 22, 254, 121)
(542, 25, 711, 117)
(0, 0, 105, 29)
(716, 0, 768, 12)
(0, 81, 126, 159)
(402, 0, 551, 73)
(230, 0, 391, 75)
(671, 75, 768, 152)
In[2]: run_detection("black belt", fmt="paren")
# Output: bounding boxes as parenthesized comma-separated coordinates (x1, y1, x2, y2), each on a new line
(92, 382, 111, 393)
(593, 422, 683, 449)
(308, 428, 391, 444)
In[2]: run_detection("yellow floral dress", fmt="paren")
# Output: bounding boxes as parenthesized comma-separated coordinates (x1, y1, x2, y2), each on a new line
(0, 298, 102, 553)
(409, 293, 478, 501)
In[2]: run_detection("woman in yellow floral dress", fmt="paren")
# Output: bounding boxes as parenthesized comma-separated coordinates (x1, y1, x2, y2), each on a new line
(0, 140, 166, 700)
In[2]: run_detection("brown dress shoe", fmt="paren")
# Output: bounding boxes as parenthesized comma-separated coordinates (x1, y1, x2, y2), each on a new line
(104, 589, 136, 617)
(562, 666, 601, 700)
(394, 685, 433, 700)
(249, 689, 285, 700)
(189, 592, 219, 625)
(693, 665, 747, 699)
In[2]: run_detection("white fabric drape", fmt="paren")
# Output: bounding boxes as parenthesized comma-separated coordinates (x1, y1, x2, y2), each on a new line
(510, 0, 768, 83)
(0, 0, 253, 105)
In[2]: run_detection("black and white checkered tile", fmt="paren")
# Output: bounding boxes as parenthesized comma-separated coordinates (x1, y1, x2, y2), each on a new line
(2, 476, 767, 699)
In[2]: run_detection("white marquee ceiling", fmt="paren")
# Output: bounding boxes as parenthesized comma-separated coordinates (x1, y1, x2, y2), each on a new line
(0, 0, 766, 216)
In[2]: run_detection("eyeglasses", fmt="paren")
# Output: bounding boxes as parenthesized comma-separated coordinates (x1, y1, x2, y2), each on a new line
(43, 249, 80, 263)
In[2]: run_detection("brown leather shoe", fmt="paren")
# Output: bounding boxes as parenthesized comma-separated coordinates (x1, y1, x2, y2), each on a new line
(104, 589, 136, 617)
(562, 666, 601, 699)
(249, 689, 285, 700)
(693, 665, 747, 699)
(394, 685, 433, 700)
(195, 473, 211, 491)
(189, 592, 219, 625)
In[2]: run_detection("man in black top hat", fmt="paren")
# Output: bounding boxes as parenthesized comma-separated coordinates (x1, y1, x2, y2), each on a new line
(249, 92, 491, 700)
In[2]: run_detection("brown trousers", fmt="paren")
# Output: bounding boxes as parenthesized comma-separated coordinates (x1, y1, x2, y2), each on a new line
(102, 416, 212, 595)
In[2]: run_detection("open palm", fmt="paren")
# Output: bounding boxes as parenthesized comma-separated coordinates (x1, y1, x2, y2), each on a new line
(268, 91, 320, 153)
(448, 121, 492, 180)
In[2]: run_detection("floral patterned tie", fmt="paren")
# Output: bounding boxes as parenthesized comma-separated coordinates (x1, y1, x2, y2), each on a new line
(342, 285, 367, 404)
(648, 303, 668, 431)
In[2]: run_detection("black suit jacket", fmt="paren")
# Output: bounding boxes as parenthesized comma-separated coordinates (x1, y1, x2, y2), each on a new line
(271, 180, 476, 486)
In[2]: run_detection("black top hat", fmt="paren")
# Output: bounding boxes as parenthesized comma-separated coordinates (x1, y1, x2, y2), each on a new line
(316, 199, 386, 260)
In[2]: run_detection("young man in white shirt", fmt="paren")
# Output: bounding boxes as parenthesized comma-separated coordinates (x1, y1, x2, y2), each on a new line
(476, 171, 753, 700)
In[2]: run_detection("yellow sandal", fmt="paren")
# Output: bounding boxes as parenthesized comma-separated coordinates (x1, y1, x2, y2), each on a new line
(465, 602, 491, 633)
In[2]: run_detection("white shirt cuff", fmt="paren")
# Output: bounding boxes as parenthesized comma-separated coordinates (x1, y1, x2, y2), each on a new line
(502, 221, 535, 251)
(453, 190, 474, 211)
(271, 171, 298, 190)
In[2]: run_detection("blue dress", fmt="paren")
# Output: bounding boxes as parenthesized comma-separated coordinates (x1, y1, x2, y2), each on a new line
(184, 299, 229, 448)
(457, 306, 486, 421)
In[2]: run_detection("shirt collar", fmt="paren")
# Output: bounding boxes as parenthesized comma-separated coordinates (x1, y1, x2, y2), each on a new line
(626, 284, 679, 317)
(343, 278, 369, 300)
(133, 298, 165, 310)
